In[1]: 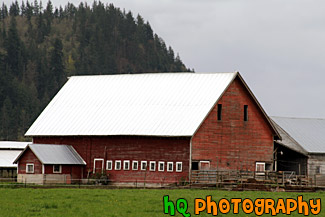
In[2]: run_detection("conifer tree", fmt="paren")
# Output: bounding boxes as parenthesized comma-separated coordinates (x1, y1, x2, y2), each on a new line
(21, 1, 26, 16)
(25, 0, 33, 20)
(49, 38, 65, 91)
(5, 16, 24, 78)
(0, 3, 8, 19)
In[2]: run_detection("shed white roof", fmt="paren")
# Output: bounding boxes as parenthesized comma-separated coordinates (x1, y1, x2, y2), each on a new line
(271, 116, 325, 154)
(0, 150, 23, 168)
(26, 72, 238, 137)
(0, 141, 29, 150)
(14, 144, 86, 165)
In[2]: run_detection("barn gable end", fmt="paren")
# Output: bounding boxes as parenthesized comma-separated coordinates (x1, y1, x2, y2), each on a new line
(192, 76, 276, 172)
(16, 147, 43, 175)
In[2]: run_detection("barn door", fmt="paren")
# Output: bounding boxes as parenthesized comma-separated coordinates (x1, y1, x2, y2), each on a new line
(93, 158, 104, 174)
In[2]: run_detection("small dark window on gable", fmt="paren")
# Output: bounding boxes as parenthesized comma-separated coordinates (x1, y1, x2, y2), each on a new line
(217, 104, 222, 121)
(244, 105, 248, 121)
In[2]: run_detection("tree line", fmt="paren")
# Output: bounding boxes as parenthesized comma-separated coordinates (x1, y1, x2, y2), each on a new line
(0, 1, 192, 140)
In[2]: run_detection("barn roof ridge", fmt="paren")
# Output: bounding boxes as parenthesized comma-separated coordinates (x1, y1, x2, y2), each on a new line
(68, 72, 236, 78)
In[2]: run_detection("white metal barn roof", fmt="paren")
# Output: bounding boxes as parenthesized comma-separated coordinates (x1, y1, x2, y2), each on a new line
(25, 72, 238, 137)
(0, 141, 29, 150)
(0, 150, 24, 168)
(14, 144, 86, 165)
(0, 142, 29, 168)
(270, 119, 308, 156)
(271, 116, 325, 154)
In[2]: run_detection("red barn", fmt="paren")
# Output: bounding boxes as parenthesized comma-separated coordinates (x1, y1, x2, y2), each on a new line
(22, 72, 280, 185)
(14, 144, 85, 184)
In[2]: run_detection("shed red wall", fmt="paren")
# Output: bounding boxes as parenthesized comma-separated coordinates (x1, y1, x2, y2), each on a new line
(17, 149, 42, 174)
(33, 136, 190, 184)
(192, 77, 275, 171)
(44, 165, 83, 179)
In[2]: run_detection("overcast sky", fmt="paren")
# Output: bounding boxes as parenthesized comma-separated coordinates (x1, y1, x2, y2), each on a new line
(4, 0, 325, 118)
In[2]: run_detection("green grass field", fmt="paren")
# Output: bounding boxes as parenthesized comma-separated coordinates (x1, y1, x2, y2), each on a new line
(0, 188, 323, 217)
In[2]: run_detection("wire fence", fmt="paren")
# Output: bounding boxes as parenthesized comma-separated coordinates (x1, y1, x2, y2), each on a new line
(190, 170, 323, 191)
(0, 170, 324, 191)
(0, 177, 187, 189)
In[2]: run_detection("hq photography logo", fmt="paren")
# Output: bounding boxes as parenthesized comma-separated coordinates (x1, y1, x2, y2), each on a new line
(163, 195, 321, 216)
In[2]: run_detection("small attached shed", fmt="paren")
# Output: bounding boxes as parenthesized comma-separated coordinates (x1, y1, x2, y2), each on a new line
(14, 144, 86, 184)
(0, 141, 29, 178)
(271, 117, 325, 185)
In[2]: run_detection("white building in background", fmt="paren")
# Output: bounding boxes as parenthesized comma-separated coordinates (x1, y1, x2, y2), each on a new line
(0, 141, 29, 178)
(272, 117, 325, 186)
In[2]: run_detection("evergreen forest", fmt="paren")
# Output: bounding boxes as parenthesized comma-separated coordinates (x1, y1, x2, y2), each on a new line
(0, 1, 192, 140)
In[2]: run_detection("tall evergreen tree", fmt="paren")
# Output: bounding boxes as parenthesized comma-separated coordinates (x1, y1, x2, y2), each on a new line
(0, 3, 8, 19)
(49, 38, 65, 94)
(9, 1, 20, 16)
(33, 0, 39, 15)
(5, 16, 25, 78)
(25, 0, 33, 20)
(21, 1, 26, 16)
(0, 97, 14, 140)
(44, 0, 53, 34)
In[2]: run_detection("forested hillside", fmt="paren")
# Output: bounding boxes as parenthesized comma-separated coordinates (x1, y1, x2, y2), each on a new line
(0, 1, 192, 140)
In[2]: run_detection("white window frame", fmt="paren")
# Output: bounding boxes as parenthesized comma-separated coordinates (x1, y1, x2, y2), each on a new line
(167, 162, 173, 172)
(176, 162, 182, 172)
(141, 161, 147, 171)
(149, 161, 156, 171)
(93, 158, 104, 173)
(106, 160, 113, 170)
(199, 161, 210, 170)
(256, 162, 266, 175)
(53, 165, 62, 173)
(115, 160, 121, 170)
(124, 160, 130, 170)
(158, 161, 164, 172)
(26, 163, 34, 173)
(132, 161, 138, 170)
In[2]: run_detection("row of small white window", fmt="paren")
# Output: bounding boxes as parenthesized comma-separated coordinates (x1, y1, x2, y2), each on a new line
(25, 164, 61, 173)
(105, 160, 183, 172)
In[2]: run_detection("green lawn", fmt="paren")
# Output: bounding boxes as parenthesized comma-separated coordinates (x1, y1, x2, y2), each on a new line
(0, 188, 323, 217)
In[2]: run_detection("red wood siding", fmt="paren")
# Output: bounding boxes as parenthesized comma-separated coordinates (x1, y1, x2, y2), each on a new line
(33, 136, 190, 184)
(192, 77, 275, 171)
(44, 165, 83, 179)
(18, 149, 42, 174)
